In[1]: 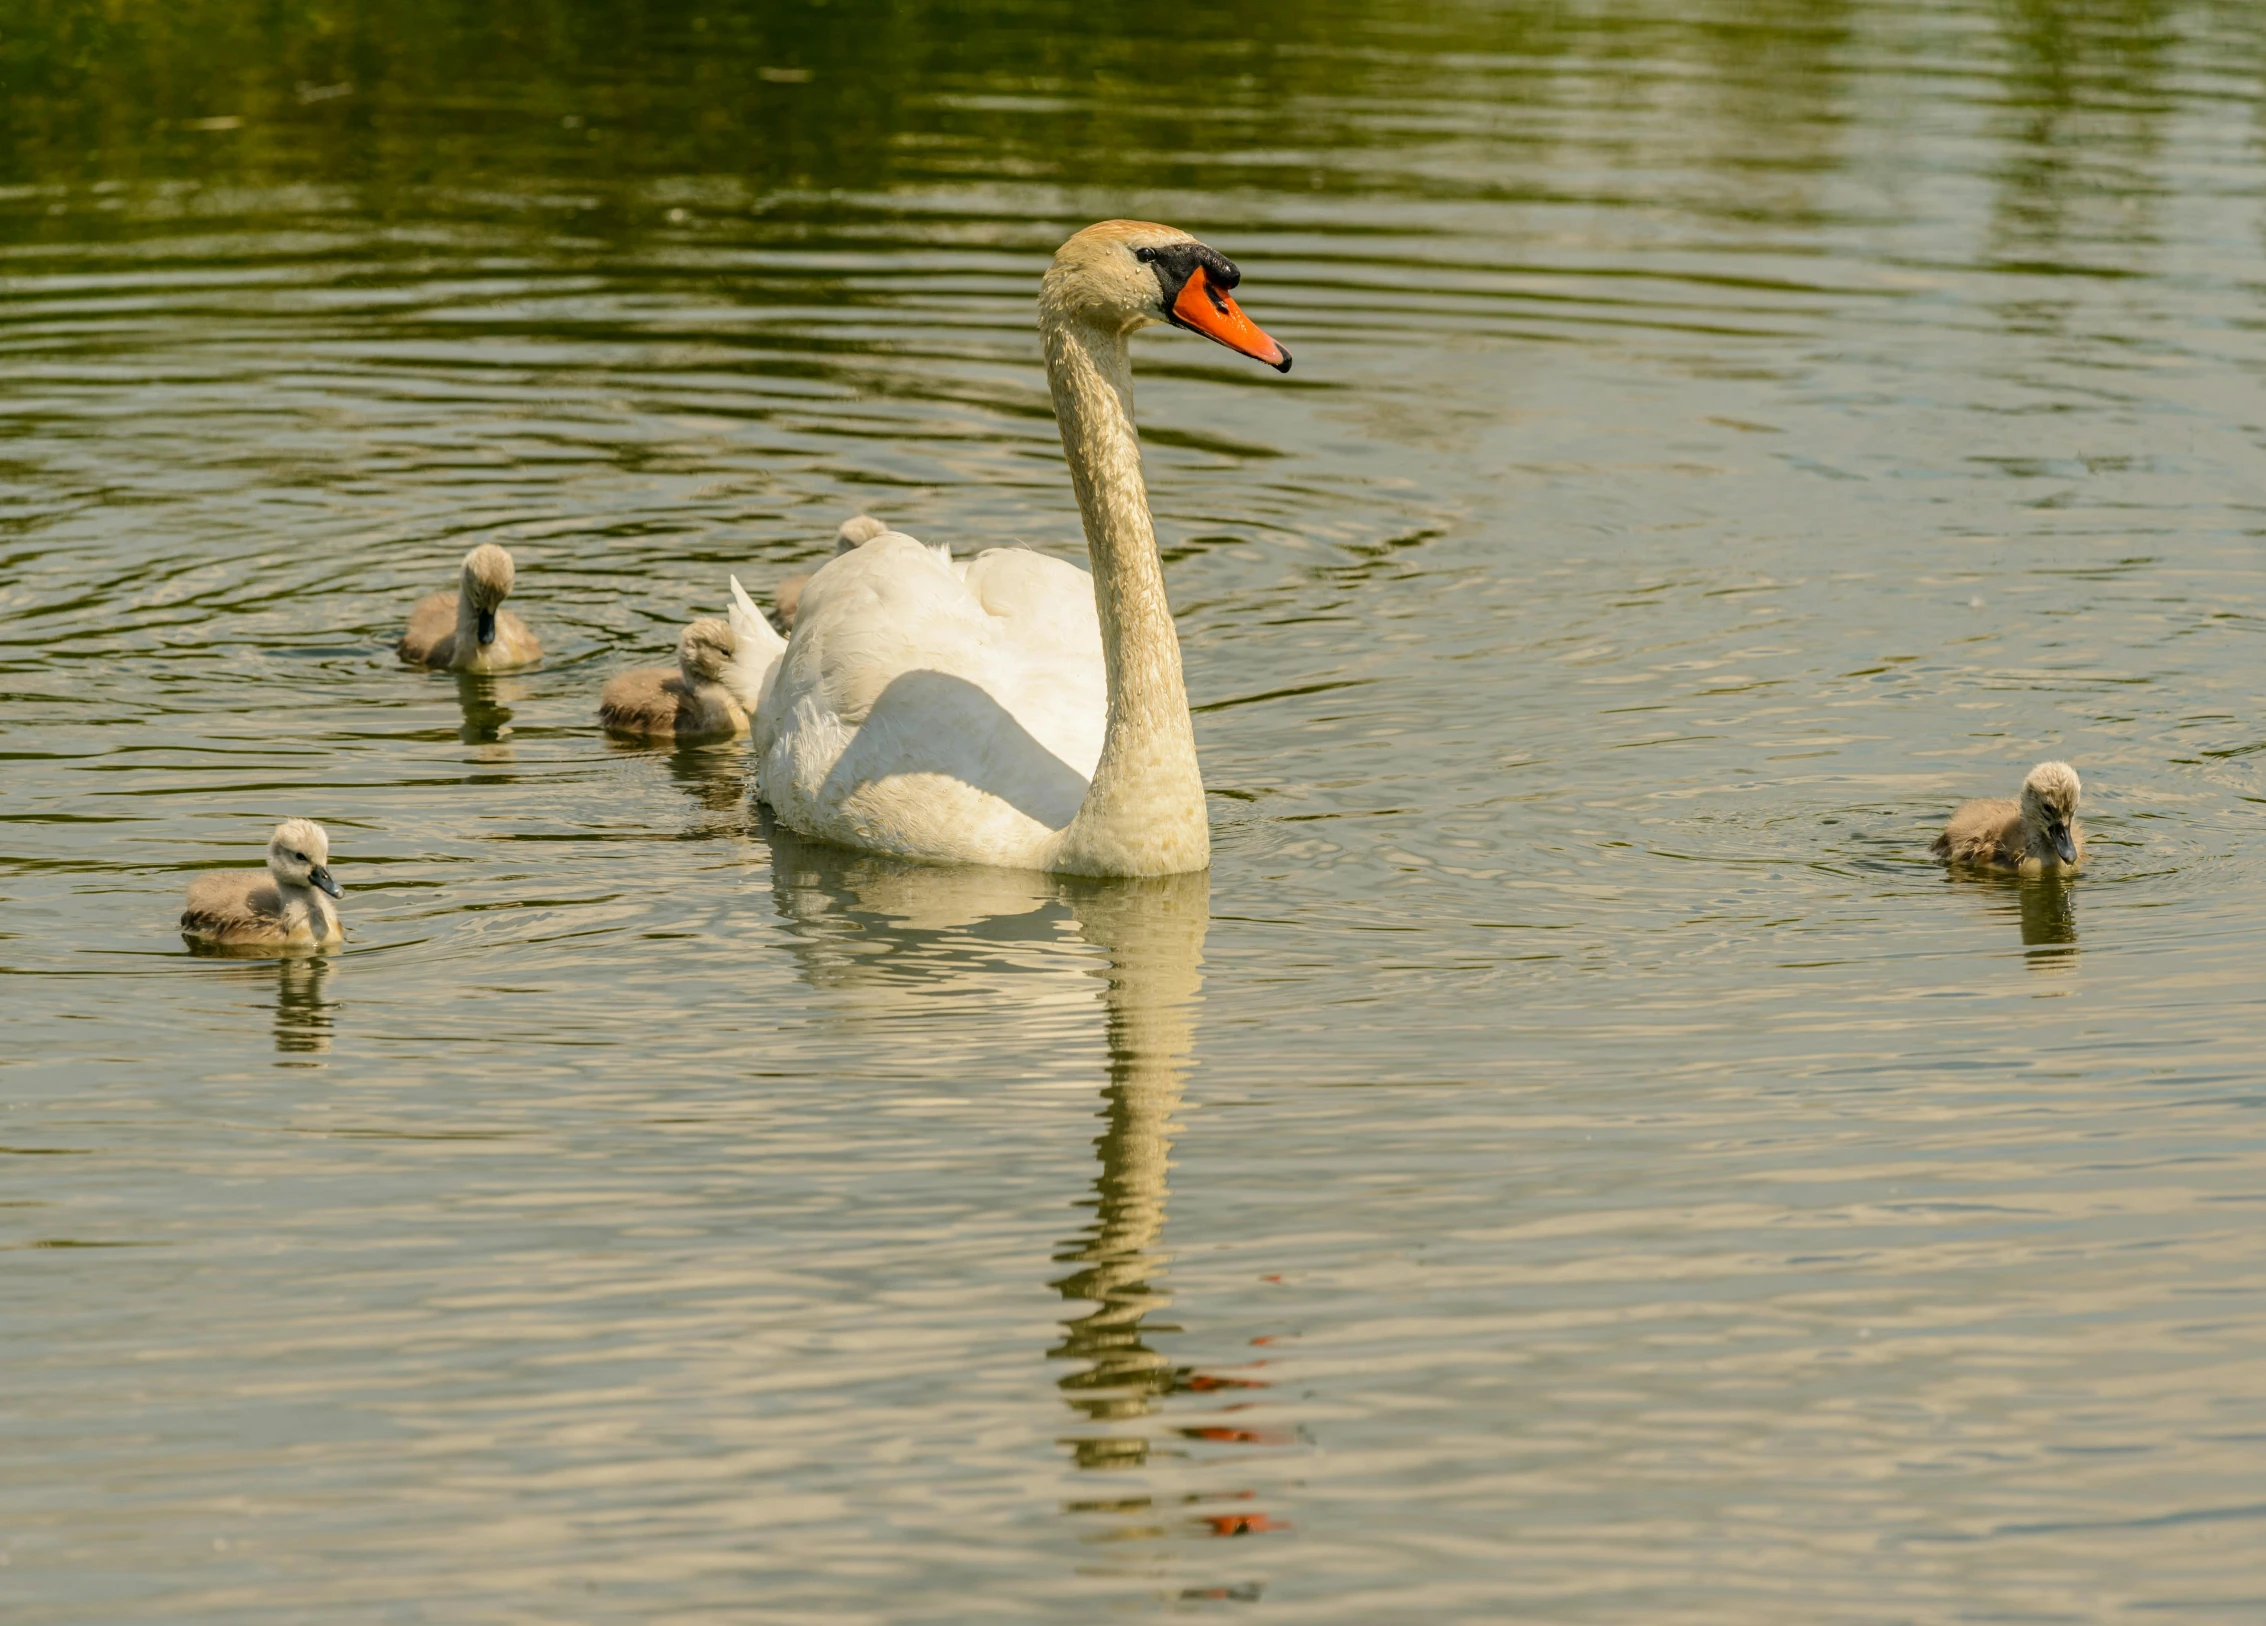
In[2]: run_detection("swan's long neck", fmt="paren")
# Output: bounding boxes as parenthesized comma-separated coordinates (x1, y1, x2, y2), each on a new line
(1042, 315, 1209, 876)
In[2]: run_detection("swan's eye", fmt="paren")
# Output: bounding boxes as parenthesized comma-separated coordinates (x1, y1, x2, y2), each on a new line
(1132, 245, 1158, 263)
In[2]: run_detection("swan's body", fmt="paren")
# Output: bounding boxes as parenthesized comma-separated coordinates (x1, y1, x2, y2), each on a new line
(181, 818, 344, 950)
(725, 221, 1290, 876)
(399, 544, 541, 671)
(599, 618, 747, 743)
(1935, 761, 2085, 873)
(731, 537, 1107, 865)
(775, 515, 891, 632)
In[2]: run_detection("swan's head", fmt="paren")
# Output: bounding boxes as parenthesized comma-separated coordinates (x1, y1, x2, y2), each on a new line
(2020, 761, 2082, 864)
(459, 544, 517, 644)
(266, 818, 342, 898)
(1042, 220, 1291, 372)
(677, 616, 737, 684)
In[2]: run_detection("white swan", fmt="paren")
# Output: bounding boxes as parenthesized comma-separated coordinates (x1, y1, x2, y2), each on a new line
(724, 219, 1291, 876)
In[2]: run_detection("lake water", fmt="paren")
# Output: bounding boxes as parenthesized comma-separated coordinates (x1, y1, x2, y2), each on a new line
(6, 0, 2266, 1618)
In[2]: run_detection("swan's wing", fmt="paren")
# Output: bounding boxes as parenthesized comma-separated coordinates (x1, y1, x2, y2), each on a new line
(755, 534, 1105, 863)
(776, 536, 990, 727)
(959, 547, 1105, 777)
(961, 546, 1101, 662)
(725, 575, 789, 717)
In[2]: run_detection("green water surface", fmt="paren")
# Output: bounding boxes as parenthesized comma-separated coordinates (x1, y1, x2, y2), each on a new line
(5, 1, 2266, 1619)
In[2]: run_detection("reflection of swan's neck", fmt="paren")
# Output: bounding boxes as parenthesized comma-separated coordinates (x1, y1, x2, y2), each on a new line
(1087, 904, 1203, 1267)
(1040, 314, 1208, 878)
(1052, 876, 1208, 1448)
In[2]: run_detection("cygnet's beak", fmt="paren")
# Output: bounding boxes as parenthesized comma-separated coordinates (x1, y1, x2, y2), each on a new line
(476, 606, 498, 646)
(1170, 269, 1292, 372)
(310, 865, 343, 898)
(2053, 826, 2077, 865)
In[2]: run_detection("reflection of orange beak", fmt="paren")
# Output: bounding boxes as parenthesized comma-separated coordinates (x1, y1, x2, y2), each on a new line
(1172, 270, 1292, 372)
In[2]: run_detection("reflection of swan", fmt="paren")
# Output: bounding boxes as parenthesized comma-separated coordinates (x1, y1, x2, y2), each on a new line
(452, 671, 524, 749)
(654, 738, 751, 817)
(270, 955, 339, 1055)
(727, 222, 1291, 876)
(185, 951, 341, 1055)
(757, 830, 1214, 1473)
(764, 821, 1072, 987)
(1945, 870, 2081, 974)
(1046, 873, 1207, 1471)
(2017, 878, 2079, 971)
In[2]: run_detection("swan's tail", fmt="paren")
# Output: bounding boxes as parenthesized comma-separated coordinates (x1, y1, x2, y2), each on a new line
(724, 575, 789, 717)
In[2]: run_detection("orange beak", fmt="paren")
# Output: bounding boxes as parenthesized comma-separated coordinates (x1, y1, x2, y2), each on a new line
(1171, 269, 1291, 372)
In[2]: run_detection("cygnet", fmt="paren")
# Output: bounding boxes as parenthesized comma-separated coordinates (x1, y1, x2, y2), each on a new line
(180, 818, 345, 949)
(1934, 760, 2085, 872)
(774, 514, 890, 632)
(398, 543, 542, 671)
(598, 617, 748, 743)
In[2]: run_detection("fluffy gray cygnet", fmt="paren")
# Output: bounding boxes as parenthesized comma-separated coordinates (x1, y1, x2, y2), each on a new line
(598, 617, 748, 743)
(399, 543, 542, 671)
(180, 818, 345, 949)
(1933, 761, 2085, 873)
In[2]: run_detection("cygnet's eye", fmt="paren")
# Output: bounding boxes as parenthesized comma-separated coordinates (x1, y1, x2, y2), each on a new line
(293, 851, 308, 863)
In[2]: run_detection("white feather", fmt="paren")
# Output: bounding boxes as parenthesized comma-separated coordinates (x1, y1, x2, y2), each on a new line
(724, 574, 789, 718)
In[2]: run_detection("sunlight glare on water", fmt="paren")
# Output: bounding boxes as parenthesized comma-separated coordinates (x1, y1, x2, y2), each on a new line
(4, 0, 2266, 1618)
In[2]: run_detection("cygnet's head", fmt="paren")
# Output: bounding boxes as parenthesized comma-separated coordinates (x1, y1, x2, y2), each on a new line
(1040, 220, 1290, 372)
(834, 515, 889, 555)
(459, 543, 516, 606)
(677, 616, 737, 684)
(2020, 761, 2082, 863)
(266, 818, 342, 898)
(459, 544, 516, 643)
